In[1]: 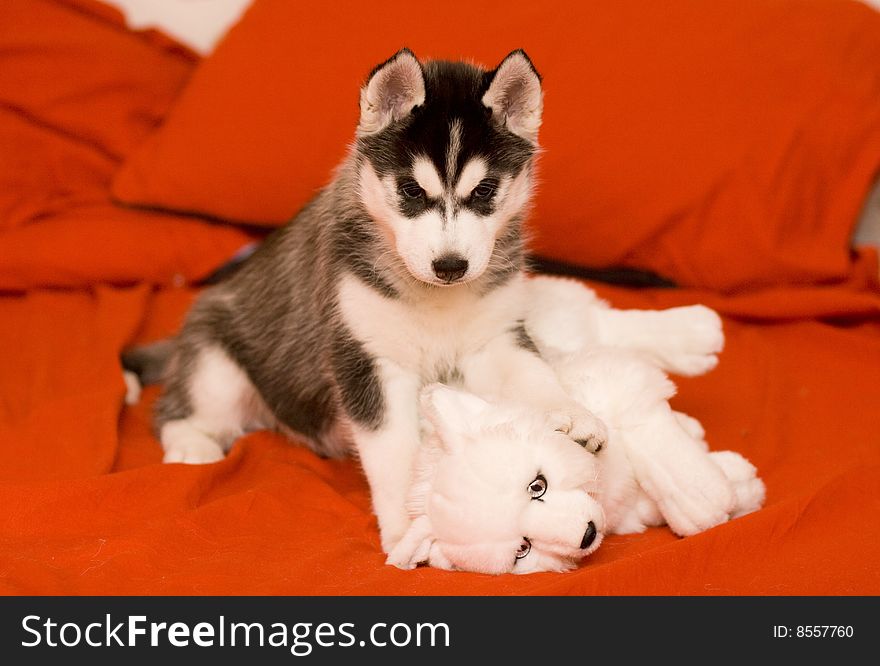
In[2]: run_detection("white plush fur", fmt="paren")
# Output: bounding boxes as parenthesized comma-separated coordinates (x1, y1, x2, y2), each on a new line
(386, 277, 765, 574)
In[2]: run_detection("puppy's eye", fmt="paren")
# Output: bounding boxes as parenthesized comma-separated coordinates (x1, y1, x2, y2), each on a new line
(528, 474, 547, 499)
(399, 182, 425, 199)
(515, 537, 531, 560)
(471, 179, 497, 199)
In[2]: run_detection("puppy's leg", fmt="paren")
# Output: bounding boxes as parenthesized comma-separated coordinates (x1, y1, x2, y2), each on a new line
(157, 345, 259, 464)
(461, 333, 607, 451)
(347, 359, 422, 553)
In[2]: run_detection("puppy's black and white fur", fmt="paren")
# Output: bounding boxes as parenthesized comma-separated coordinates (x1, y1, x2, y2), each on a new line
(124, 49, 606, 552)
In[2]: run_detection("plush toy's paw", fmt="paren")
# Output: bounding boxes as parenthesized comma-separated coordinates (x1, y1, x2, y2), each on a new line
(608, 493, 664, 535)
(651, 305, 724, 377)
(550, 404, 608, 453)
(673, 411, 709, 452)
(709, 451, 766, 518)
(673, 411, 706, 441)
(652, 464, 735, 536)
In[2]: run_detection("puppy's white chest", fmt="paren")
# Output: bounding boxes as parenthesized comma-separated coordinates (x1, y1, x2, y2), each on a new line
(336, 274, 524, 376)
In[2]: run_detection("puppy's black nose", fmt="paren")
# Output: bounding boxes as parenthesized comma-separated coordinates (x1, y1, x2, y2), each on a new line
(580, 521, 598, 549)
(432, 255, 468, 283)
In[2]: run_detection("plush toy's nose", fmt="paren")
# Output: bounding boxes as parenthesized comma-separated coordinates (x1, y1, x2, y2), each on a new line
(580, 521, 598, 549)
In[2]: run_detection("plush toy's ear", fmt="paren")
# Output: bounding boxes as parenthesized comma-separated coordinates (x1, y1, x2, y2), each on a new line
(358, 48, 425, 136)
(482, 49, 543, 144)
(385, 515, 435, 570)
(420, 384, 492, 451)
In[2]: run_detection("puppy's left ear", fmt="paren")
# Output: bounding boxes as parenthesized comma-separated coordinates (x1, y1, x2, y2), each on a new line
(482, 50, 543, 144)
(358, 48, 425, 136)
(385, 515, 435, 570)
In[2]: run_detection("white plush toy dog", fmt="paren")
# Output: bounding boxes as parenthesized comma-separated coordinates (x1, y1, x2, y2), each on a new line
(386, 277, 765, 574)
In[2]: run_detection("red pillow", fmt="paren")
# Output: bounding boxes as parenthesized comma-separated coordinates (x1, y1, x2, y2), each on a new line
(112, 0, 880, 290)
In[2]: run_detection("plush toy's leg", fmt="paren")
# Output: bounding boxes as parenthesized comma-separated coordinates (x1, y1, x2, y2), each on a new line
(460, 332, 607, 452)
(673, 411, 708, 450)
(607, 490, 664, 534)
(592, 305, 724, 377)
(560, 350, 735, 537)
(622, 409, 735, 536)
(708, 451, 766, 518)
(524, 276, 724, 377)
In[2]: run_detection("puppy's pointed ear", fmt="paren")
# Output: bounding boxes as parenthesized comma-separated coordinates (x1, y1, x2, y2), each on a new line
(358, 48, 425, 136)
(482, 50, 543, 144)
(385, 515, 435, 570)
(420, 384, 491, 451)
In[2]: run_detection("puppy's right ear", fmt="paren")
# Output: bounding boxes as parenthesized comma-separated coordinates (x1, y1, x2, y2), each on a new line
(358, 48, 425, 136)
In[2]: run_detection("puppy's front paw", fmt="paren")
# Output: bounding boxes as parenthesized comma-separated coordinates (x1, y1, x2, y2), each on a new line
(385, 516, 433, 569)
(378, 515, 414, 556)
(163, 440, 225, 464)
(550, 405, 608, 453)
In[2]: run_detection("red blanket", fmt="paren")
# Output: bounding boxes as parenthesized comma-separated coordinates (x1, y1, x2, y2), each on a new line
(1, 0, 878, 595)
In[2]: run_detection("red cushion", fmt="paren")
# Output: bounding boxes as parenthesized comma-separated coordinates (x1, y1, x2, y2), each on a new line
(112, 0, 880, 290)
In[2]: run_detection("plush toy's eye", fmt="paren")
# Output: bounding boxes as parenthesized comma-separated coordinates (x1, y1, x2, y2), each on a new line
(515, 537, 532, 560)
(528, 474, 547, 500)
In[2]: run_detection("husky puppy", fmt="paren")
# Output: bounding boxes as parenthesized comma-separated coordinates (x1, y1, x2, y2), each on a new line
(123, 49, 607, 552)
